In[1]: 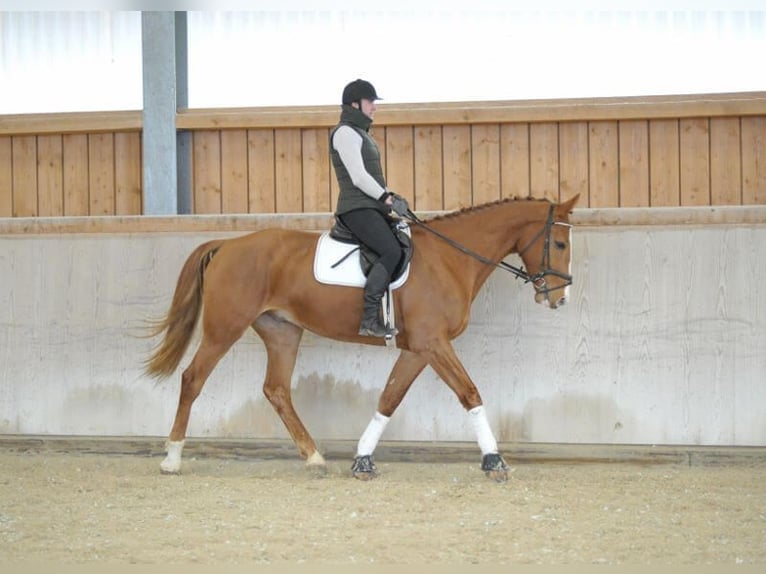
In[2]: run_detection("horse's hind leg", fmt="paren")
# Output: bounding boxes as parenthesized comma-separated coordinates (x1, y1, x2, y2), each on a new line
(254, 313, 326, 470)
(160, 332, 242, 474)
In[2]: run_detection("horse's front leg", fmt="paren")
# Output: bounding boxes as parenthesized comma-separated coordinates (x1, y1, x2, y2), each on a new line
(352, 350, 428, 480)
(423, 338, 509, 482)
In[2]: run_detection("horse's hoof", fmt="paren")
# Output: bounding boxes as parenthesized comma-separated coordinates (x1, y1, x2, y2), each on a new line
(354, 470, 377, 481)
(307, 465, 328, 478)
(486, 469, 508, 483)
(159, 462, 181, 475)
(481, 453, 509, 483)
(351, 455, 378, 480)
(305, 451, 328, 477)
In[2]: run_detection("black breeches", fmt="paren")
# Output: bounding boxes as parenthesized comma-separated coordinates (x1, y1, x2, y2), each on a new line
(338, 209, 402, 278)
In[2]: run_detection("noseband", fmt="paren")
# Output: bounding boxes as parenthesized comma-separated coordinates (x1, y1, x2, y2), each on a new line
(516, 204, 573, 299)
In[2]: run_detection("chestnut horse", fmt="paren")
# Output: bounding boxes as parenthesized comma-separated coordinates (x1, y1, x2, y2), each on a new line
(144, 194, 579, 481)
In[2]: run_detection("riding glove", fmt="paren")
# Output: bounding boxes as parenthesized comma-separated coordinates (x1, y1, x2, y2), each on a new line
(390, 194, 410, 217)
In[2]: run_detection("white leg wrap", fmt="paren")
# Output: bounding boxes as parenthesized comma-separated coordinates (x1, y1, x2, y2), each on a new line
(356, 412, 390, 456)
(469, 405, 498, 455)
(160, 439, 185, 474)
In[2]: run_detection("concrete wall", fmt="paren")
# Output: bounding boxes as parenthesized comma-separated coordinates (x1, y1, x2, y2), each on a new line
(1, 208, 764, 446)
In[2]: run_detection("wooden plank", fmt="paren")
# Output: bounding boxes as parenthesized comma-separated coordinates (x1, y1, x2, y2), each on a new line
(192, 130, 222, 214)
(414, 125, 443, 211)
(301, 128, 331, 213)
(114, 132, 142, 215)
(559, 122, 589, 206)
(247, 129, 276, 213)
(36, 135, 64, 216)
(710, 117, 742, 205)
(374, 126, 386, 186)
(679, 118, 710, 206)
(589, 121, 619, 208)
(649, 120, 680, 207)
(471, 124, 501, 205)
(529, 122, 558, 202)
(0, 93, 762, 137)
(500, 123, 530, 200)
(175, 92, 766, 131)
(11, 135, 37, 217)
(618, 120, 650, 207)
(0, 213, 336, 235)
(384, 126, 414, 201)
(274, 128, 303, 213)
(742, 116, 766, 205)
(0, 110, 142, 136)
(220, 130, 249, 214)
(572, 205, 766, 227)
(0, 205, 763, 236)
(63, 134, 89, 216)
(442, 125, 472, 210)
(87, 133, 115, 215)
(330, 164, 341, 213)
(0, 136, 11, 216)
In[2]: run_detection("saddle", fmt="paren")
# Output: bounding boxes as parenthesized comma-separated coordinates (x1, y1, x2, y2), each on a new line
(328, 216, 414, 282)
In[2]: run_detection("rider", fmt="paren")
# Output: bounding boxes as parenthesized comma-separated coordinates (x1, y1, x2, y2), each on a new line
(330, 79, 410, 339)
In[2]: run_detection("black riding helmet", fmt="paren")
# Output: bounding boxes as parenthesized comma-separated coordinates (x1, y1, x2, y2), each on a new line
(342, 79, 381, 105)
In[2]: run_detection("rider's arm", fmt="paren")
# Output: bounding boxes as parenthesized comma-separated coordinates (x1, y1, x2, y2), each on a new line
(332, 126, 389, 201)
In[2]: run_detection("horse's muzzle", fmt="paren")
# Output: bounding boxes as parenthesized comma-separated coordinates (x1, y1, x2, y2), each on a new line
(532, 272, 571, 309)
(550, 295, 567, 309)
(534, 281, 568, 309)
(536, 292, 566, 308)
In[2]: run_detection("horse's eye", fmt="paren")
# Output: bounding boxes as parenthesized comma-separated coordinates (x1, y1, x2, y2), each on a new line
(555, 241, 566, 250)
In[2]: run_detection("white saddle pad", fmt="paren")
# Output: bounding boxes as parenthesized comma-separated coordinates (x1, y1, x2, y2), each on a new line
(313, 230, 411, 289)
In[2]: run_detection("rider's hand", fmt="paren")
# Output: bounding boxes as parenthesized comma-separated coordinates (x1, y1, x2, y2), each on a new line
(390, 194, 410, 217)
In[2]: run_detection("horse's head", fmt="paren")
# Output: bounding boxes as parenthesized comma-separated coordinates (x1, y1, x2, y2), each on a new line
(516, 194, 579, 309)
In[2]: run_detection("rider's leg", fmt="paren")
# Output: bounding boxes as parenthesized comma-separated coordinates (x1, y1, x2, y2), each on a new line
(358, 261, 396, 337)
(338, 209, 402, 338)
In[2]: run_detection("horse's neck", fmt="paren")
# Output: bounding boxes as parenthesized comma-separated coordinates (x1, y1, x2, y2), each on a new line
(437, 200, 545, 260)
(424, 200, 546, 297)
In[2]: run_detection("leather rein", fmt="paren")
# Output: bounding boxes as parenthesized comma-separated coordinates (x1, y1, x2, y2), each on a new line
(401, 204, 573, 296)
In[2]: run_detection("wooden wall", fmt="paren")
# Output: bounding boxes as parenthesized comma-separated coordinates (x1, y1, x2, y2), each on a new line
(0, 112, 143, 217)
(1, 93, 764, 217)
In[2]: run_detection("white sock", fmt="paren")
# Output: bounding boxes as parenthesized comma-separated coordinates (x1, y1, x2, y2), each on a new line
(469, 405, 498, 455)
(356, 412, 390, 456)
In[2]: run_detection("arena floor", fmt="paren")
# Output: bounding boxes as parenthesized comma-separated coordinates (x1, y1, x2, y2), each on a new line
(1, 436, 764, 565)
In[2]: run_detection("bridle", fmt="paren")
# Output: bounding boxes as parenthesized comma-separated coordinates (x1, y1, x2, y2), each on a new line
(515, 204, 573, 300)
(401, 204, 572, 297)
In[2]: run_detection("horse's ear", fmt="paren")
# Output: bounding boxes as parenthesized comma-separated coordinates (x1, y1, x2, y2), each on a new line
(560, 193, 581, 213)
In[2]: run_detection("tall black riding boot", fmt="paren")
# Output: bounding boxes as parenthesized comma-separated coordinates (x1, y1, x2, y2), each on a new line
(359, 262, 398, 339)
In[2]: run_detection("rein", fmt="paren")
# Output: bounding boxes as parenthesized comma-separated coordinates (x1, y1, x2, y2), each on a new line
(401, 205, 572, 294)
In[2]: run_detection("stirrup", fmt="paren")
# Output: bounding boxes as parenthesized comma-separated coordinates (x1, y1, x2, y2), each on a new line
(358, 320, 398, 339)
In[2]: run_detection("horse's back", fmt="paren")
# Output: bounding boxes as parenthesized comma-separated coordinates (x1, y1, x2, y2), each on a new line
(206, 227, 320, 287)
(221, 227, 320, 257)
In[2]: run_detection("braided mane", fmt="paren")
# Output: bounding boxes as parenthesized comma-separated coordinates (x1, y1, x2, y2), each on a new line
(424, 195, 551, 223)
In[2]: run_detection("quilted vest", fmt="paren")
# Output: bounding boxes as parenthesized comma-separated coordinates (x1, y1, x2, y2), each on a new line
(331, 105, 388, 216)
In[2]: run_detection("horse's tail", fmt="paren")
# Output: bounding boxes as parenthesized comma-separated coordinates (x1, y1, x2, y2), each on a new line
(143, 239, 224, 380)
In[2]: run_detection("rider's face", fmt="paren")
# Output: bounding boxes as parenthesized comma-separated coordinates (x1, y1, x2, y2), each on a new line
(358, 98, 377, 119)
